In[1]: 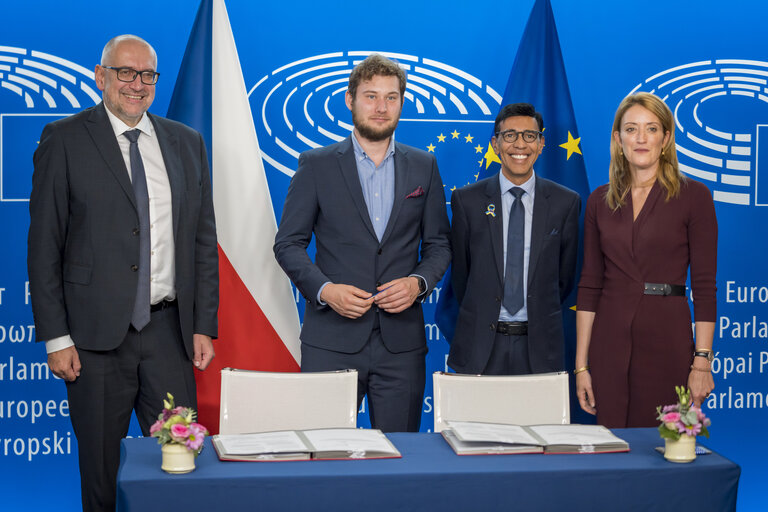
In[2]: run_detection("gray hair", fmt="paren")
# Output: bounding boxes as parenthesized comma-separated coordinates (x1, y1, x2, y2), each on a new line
(100, 34, 157, 68)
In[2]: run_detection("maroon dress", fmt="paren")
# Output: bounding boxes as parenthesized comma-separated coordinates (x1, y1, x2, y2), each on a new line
(577, 179, 717, 427)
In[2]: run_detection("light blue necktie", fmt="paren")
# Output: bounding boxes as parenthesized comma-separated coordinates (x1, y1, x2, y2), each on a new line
(503, 187, 525, 315)
(124, 129, 151, 331)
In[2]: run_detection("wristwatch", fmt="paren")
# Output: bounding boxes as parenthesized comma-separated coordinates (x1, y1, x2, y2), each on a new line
(694, 349, 714, 362)
(417, 277, 427, 295)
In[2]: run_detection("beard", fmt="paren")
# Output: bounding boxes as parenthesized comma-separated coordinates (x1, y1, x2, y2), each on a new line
(351, 105, 400, 142)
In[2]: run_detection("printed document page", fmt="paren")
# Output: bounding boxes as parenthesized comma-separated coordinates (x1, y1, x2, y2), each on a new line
(216, 431, 307, 455)
(447, 421, 541, 445)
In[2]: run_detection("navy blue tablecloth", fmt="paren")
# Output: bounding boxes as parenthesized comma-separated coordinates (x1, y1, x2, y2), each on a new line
(117, 428, 739, 511)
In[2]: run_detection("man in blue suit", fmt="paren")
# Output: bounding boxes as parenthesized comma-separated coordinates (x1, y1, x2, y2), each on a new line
(448, 103, 579, 375)
(274, 54, 451, 432)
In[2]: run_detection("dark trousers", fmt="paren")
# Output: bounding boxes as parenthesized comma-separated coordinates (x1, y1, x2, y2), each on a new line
(482, 332, 532, 375)
(300, 325, 426, 433)
(66, 306, 196, 512)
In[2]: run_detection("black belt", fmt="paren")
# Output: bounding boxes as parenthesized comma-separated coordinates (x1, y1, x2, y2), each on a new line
(644, 283, 685, 296)
(150, 299, 177, 313)
(496, 321, 528, 336)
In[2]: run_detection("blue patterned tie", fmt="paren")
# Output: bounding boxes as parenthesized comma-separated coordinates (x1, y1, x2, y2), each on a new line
(124, 129, 151, 331)
(503, 187, 525, 315)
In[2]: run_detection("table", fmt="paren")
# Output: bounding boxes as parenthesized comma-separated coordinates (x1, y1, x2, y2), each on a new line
(117, 429, 740, 511)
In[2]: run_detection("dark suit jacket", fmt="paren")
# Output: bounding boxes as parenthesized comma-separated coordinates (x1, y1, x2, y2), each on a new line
(28, 103, 218, 359)
(273, 136, 451, 354)
(448, 173, 580, 374)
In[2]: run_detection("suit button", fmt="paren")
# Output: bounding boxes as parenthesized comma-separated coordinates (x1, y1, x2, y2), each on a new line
(377, 282, 382, 287)
(377, 249, 382, 255)
(133, 228, 140, 235)
(490, 323, 495, 331)
(495, 296, 501, 302)
(131, 265, 138, 272)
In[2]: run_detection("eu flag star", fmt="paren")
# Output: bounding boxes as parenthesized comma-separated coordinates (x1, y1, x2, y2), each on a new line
(427, 143, 436, 152)
(559, 131, 582, 160)
(464, 134, 474, 143)
(437, 133, 446, 142)
(451, 130, 460, 139)
(483, 142, 501, 169)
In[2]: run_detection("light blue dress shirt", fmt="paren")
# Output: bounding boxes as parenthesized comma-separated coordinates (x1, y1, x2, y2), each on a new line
(350, 132, 396, 240)
(498, 171, 535, 322)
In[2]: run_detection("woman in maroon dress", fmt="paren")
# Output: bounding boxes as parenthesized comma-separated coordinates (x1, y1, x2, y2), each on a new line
(574, 93, 717, 427)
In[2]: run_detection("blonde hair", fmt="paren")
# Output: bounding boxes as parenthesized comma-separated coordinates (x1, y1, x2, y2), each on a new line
(606, 92, 684, 210)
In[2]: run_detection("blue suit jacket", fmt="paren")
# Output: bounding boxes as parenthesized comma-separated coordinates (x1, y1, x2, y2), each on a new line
(448, 173, 580, 373)
(28, 103, 219, 358)
(274, 136, 451, 354)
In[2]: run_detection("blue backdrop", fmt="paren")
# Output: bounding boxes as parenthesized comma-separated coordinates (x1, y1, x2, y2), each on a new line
(1, 1, 766, 510)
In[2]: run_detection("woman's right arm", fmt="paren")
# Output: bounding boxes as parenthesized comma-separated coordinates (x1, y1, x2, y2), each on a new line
(574, 190, 603, 416)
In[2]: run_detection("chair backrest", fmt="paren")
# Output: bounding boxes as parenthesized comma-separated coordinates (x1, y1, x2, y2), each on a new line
(432, 371, 570, 432)
(219, 368, 358, 434)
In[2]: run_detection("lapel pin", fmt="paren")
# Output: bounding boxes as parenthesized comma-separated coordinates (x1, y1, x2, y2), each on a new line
(485, 204, 496, 217)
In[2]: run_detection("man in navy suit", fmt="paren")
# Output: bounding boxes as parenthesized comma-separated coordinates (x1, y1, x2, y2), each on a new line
(28, 35, 218, 511)
(274, 54, 451, 432)
(448, 103, 579, 375)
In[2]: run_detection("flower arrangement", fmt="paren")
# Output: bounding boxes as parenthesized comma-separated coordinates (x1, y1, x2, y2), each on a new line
(656, 386, 711, 441)
(150, 393, 208, 455)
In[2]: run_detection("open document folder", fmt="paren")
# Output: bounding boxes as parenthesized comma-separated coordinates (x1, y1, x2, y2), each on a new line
(442, 421, 630, 455)
(212, 428, 401, 461)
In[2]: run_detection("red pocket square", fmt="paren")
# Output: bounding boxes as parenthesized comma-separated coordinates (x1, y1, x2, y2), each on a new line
(406, 186, 424, 199)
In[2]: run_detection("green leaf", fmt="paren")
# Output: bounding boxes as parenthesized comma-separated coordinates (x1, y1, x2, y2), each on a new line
(658, 424, 681, 441)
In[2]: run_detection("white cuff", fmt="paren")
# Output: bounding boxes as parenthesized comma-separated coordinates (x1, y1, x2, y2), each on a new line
(45, 335, 75, 354)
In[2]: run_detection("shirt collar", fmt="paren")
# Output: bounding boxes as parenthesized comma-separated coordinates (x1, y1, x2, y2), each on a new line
(351, 131, 396, 163)
(499, 170, 536, 197)
(104, 105, 155, 139)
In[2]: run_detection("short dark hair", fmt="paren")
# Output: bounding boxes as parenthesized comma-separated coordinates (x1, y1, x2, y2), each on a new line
(347, 54, 407, 100)
(494, 103, 543, 134)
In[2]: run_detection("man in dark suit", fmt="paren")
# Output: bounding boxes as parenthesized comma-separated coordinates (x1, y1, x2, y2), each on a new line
(28, 35, 218, 511)
(274, 54, 450, 432)
(448, 103, 579, 375)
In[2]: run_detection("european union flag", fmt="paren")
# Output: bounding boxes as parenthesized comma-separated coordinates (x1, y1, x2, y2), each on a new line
(436, 0, 592, 421)
(487, 0, 590, 199)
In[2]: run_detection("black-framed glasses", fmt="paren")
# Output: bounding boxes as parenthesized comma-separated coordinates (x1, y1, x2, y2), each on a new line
(103, 66, 160, 85)
(496, 129, 542, 143)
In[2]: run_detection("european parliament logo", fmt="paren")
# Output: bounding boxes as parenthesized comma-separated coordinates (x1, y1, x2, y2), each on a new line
(247, 51, 502, 197)
(0, 45, 98, 202)
(631, 59, 768, 206)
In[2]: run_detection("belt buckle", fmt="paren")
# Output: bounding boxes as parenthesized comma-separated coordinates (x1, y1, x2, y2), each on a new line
(645, 283, 663, 296)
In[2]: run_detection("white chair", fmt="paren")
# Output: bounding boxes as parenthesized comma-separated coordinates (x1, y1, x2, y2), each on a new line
(432, 371, 570, 432)
(219, 368, 358, 434)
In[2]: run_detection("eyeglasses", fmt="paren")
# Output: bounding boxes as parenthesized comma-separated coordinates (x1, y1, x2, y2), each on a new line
(103, 66, 160, 85)
(496, 129, 542, 143)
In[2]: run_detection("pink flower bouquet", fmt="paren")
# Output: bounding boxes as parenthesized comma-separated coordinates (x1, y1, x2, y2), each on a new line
(656, 386, 711, 441)
(150, 393, 208, 456)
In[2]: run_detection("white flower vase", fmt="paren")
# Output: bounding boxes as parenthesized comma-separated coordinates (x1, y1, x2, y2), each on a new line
(663, 435, 697, 463)
(161, 443, 196, 474)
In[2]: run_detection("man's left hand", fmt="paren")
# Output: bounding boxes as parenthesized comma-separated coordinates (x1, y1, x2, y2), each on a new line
(373, 277, 420, 314)
(193, 334, 215, 370)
